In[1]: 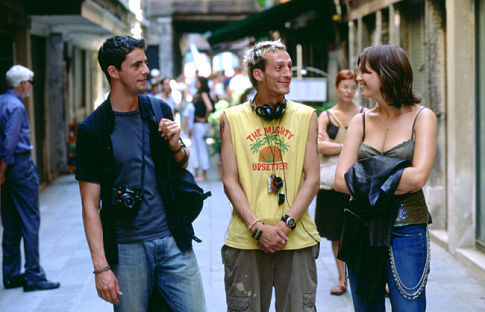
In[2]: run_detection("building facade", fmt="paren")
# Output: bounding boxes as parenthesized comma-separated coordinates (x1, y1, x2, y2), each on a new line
(145, 0, 261, 78)
(0, 0, 138, 183)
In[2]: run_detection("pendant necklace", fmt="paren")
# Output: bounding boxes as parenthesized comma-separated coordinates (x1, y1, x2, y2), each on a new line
(376, 103, 397, 131)
(377, 117, 396, 131)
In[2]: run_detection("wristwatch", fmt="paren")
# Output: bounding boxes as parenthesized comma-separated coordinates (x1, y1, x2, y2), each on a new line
(281, 214, 296, 230)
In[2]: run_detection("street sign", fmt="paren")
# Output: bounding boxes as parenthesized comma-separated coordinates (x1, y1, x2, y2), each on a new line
(287, 77, 327, 102)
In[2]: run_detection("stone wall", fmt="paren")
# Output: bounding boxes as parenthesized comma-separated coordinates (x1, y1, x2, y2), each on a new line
(424, 0, 447, 231)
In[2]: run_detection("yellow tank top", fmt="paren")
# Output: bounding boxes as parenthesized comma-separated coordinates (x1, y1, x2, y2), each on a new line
(224, 100, 320, 250)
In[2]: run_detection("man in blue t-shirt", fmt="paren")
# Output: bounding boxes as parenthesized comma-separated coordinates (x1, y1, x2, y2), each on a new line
(76, 36, 205, 311)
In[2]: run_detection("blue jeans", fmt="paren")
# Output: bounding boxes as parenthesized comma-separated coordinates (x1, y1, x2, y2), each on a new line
(113, 236, 206, 312)
(348, 224, 429, 312)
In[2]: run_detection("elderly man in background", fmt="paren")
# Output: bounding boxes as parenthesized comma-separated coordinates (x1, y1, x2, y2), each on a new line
(0, 65, 60, 291)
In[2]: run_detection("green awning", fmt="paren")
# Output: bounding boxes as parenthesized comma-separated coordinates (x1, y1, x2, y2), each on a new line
(205, 0, 329, 46)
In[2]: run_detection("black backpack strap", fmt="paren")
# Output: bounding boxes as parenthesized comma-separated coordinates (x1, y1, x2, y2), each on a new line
(147, 95, 164, 124)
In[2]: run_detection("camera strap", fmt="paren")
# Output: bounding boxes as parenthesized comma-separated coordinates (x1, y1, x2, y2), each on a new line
(140, 112, 146, 196)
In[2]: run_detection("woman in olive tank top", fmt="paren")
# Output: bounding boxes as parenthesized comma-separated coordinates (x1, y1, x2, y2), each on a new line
(334, 45, 437, 312)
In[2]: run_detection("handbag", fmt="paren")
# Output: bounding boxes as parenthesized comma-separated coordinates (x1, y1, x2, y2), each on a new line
(320, 155, 338, 190)
(319, 110, 345, 190)
(337, 206, 365, 266)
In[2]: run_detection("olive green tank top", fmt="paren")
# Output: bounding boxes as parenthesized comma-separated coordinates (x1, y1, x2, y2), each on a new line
(357, 108, 430, 227)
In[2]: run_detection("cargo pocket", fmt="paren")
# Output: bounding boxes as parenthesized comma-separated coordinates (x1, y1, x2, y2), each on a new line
(227, 295, 249, 312)
(303, 293, 316, 312)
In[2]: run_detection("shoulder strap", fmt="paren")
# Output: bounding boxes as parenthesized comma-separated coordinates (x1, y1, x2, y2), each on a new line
(147, 96, 164, 124)
(360, 106, 364, 113)
(147, 95, 186, 148)
(411, 107, 426, 140)
(327, 110, 345, 129)
(362, 112, 366, 141)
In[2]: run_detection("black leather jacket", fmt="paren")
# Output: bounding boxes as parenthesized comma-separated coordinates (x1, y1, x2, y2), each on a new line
(340, 155, 411, 300)
(345, 155, 410, 246)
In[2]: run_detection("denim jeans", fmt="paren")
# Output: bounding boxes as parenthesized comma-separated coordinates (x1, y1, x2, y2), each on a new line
(348, 224, 429, 312)
(113, 236, 206, 312)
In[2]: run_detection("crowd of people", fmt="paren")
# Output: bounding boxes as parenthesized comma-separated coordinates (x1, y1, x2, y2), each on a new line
(0, 35, 436, 312)
(144, 64, 253, 181)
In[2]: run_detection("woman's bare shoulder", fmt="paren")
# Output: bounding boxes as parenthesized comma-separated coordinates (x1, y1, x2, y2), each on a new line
(415, 105, 437, 121)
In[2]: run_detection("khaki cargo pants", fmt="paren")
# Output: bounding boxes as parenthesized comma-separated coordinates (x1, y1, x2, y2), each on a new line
(221, 244, 319, 312)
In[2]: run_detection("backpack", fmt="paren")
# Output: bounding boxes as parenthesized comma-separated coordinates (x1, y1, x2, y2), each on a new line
(147, 96, 211, 225)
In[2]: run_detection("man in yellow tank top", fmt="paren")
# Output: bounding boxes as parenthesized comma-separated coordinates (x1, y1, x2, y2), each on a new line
(220, 40, 321, 311)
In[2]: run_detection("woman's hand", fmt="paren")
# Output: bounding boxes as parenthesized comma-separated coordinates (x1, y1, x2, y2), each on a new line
(317, 110, 344, 156)
(395, 108, 437, 194)
(334, 114, 364, 194)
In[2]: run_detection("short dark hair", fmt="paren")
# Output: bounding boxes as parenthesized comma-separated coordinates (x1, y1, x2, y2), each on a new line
(97, 36, 145, 84)
(358, 45, 421, 108)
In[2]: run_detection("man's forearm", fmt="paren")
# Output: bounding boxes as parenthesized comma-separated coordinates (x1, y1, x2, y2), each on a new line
(79, 181, 109, 269)
(223, 179, 258, 227)
(0, 159, 7, 175)
(0, 159, 8, 186)
(286, 176, 319, 221)
(82, 204, 110, 270)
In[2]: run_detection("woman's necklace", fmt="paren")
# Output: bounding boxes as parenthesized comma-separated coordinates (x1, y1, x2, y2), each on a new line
(377, 116, 397, 131)
(376, 103, 398, 131)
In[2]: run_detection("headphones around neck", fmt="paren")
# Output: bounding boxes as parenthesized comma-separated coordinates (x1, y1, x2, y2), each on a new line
(251, 96, 287, 121)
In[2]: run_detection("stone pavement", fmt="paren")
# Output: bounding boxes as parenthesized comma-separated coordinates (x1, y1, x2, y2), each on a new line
(1, 165, 485, 311)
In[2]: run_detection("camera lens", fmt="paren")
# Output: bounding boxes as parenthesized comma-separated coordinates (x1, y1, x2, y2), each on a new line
(122, 195, 135, 209)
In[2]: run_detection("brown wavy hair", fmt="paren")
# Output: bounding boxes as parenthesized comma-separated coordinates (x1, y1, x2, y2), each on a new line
(358, 45, 421, 108)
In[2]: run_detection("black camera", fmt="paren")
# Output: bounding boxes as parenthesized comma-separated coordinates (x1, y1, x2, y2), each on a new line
(112, 186, 143, 213)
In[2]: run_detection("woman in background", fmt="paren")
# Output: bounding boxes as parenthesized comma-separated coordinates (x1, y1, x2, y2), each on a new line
(191, 76, 213, 181)
(315, 69, 364, 296)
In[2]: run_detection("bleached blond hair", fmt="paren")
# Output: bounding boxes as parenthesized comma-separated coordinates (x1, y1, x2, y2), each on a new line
(244, 39, 287, 88)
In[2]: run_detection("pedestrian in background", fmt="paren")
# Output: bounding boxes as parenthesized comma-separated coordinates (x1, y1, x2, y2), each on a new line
(220, 40, 320, 311)
(335, 45, 436, 311)
(157, 77, 176, 115)
(0, 65, 60, 291)
(315, 69, 364, 296)
(76, 35, 205, 311)
(192, 76, 213, 181)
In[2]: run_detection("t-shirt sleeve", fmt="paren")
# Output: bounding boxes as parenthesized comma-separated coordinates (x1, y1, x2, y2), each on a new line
(75, 122, 101, 184)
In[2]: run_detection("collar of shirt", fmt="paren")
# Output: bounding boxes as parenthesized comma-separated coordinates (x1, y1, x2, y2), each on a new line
(6, 89, 24, 103)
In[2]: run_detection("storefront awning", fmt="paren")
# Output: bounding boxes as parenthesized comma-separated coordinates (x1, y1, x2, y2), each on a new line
(205, 0, 329, 46)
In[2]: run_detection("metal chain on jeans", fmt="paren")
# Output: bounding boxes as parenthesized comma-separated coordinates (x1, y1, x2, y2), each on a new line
(388, 227, 431, 300)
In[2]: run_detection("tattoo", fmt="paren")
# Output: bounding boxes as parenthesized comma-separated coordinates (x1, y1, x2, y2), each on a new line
(220, 119, 225, 135)
(315, 128, 319, 155)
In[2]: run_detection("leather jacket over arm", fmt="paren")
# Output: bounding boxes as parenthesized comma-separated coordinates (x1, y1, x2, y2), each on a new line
(339, 155, 411, 300)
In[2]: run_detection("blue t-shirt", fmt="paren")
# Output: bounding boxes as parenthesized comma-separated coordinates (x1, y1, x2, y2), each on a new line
(111, 109, 170, 243)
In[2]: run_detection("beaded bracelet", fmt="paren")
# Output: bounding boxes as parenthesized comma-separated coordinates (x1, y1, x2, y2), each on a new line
(248, 219, 260, 230)
(93, 265, 111, 275)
